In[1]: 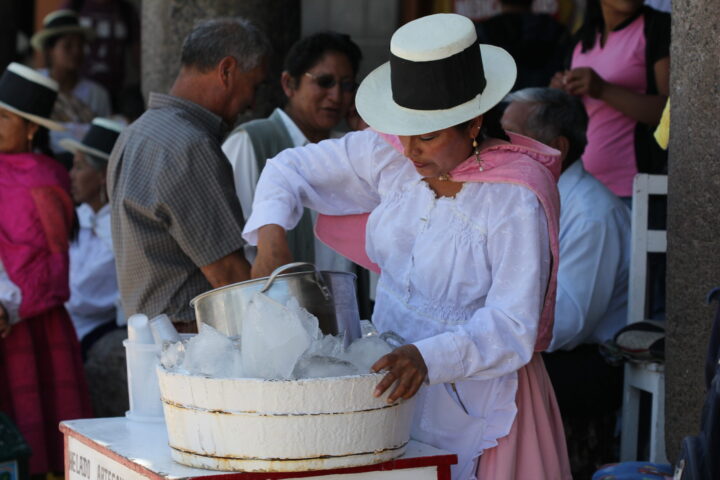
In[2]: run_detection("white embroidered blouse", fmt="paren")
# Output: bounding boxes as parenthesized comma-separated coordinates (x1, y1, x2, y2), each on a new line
(243, 130, 550, 479)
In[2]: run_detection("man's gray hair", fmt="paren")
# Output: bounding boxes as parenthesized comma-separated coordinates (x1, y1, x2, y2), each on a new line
(505, 87, 589, 164)
(181, 17, 271, 72)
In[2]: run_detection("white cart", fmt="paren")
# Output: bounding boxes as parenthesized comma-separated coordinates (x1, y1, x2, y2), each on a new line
(62, 418, 456, 480)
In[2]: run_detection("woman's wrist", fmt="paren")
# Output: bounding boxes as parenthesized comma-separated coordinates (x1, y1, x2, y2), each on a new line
(257, 224, 290, 257)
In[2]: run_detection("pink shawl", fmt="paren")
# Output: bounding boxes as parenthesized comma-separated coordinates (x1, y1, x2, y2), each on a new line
(0, 153, 73, 319)
(315, 132, 561, 351)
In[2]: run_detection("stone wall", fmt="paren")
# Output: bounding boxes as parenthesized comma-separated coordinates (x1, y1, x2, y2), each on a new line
(666, 0, 720, 461)
(141, 0, 300, 120)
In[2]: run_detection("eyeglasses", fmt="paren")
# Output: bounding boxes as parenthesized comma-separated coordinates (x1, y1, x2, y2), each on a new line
(304, 72, 357, 93)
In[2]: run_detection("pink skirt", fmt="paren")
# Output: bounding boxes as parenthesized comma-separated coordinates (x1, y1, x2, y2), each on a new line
(477, 353, 572, 480)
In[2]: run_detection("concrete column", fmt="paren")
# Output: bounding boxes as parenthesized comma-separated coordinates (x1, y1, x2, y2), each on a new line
(666, 0, 720, 461)
(141, 0, 300, 119)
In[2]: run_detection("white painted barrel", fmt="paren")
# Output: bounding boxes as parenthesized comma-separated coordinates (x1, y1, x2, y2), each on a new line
(157, 368, 416, 472)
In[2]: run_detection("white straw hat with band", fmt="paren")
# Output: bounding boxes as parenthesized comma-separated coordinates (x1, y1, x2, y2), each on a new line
(0, 63, 64, 131)
(31, 10, 95, 52)
(355, 13, 517, 136)
(60, 117, 124, 163)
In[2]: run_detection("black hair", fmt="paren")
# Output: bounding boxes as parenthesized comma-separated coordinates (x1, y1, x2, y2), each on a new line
(42, 35, 62, 67)
(30, 125, 54, 158)
(43, 34, 62, 51)
(455, 104, 510, 144)
(500, 0, 533, 7)
(283, 31, 362, 82)
(42, 31, 86, 67)
(577, 0, 605, 53)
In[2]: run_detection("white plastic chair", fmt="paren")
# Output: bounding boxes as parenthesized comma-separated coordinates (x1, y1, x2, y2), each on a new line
(620, 173, 668, 464)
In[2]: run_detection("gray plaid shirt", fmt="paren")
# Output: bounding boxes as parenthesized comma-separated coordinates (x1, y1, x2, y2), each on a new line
(108, 93, 246, 324)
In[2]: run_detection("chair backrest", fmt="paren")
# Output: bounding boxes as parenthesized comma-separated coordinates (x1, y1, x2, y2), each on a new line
(628, 174, 667, 325)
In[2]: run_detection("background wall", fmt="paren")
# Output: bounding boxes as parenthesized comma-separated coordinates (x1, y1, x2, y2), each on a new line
(141, 0, 300, 119)
(301, 0, 399, 81)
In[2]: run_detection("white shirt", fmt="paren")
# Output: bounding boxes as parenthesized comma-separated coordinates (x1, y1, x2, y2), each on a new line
(0, 260, 22, 325)
(65, 203, 119, 340)
(243, 131, 551, 479)
(548, 161, 631, 351)
(222, 108, 353, 272)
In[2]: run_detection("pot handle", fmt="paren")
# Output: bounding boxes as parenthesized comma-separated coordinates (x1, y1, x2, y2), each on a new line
(259, 262, 332, 300)
(379, 330, 406, 349)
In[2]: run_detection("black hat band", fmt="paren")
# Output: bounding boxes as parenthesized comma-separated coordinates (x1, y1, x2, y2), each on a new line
(45, 14, 81, 29)
(0, 69, 57, 118)
(390, 38, 486, 111)
(81, 124, 120, 158)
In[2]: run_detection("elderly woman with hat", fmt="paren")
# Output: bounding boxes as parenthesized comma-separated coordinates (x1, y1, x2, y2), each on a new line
(244, 14, 571, 479)
(32, 9, 112, 159)
(61, 118, 123, 358)
(0, 63, 92, 474)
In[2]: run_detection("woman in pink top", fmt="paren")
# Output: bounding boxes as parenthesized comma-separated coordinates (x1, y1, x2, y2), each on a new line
(551, 0, 670, 199)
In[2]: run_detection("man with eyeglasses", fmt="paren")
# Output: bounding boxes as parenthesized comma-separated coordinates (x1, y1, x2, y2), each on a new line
(222, 31, 362, 275)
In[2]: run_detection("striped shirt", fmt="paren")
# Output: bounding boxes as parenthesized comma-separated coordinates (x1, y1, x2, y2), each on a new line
(107, 93, 245, 324)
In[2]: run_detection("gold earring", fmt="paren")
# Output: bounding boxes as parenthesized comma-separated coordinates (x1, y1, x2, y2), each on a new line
(27, 133, 34, 152)
(473, 137, 484, 172)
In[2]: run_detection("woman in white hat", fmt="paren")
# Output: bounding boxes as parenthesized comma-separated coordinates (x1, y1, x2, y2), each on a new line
(61, 118, 124, 359)
(32, 9, 112, 160)
(244, 14, 571, 479)
(0, 62, 92, 475)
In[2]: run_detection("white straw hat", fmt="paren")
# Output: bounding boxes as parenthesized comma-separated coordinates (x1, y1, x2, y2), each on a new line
(31, 10, 94, 52)
(356, 13, 517, 136)
(0, 63, 64, 131)
(59, 117, 124, 162)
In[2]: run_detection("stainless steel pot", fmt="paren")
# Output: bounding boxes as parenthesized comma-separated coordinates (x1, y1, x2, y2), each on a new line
(191, 262, 361, 343)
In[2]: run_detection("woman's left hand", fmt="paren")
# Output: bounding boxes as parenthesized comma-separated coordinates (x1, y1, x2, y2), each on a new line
(372, 344, 428, 403)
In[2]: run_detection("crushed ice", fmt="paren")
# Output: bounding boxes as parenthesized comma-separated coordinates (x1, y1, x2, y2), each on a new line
(160, 292, 394, 380)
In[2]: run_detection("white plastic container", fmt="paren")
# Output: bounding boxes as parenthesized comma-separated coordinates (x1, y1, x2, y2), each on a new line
(124, 340, 164, 422)
(127, 313, 153, 344)
(157, 368, 416, 472)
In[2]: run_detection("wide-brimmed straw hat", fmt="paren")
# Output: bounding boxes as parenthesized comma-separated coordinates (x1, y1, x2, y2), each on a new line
(60, 118, 124, 163)
(0, 62, 63, 131)
(356, 13, 517, 136)
(31, 10, 94, 52)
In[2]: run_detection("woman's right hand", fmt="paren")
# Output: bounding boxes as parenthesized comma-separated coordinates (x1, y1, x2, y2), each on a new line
(0, 303, 11, 339)
(372, 344, 428, 403)
(251, 224, 293, 278)
(549, 70, 569, 90)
